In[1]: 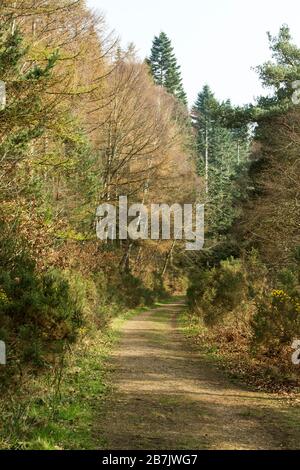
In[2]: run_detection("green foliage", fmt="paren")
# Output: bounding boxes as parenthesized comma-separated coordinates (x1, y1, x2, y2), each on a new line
(252, 288, 300, 355)
(0, 24, 59, 200)
(147, 32, 187, 105)
(192, 85, 250, 237)
(251, 260, 300, 354)
(0, 267, 84, 363)
(188, 248, 300, 360)
(256, 25, 300, 105)
(187, 258, 248, 325)
(0, 27, 25, 74)
(25, 50, 59, 80)
(108, 272, 155, 309)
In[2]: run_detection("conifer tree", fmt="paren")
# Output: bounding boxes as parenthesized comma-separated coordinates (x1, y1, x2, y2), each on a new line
(147, 32, 187, 105)
(192, 85, 219, 180)
(192, 85, 249, 235)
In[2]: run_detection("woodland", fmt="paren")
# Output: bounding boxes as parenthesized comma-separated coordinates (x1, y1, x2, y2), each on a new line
(0, 0, 299, 450)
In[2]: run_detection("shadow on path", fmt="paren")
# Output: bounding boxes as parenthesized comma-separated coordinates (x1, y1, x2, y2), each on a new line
(94, 303, 300, 450)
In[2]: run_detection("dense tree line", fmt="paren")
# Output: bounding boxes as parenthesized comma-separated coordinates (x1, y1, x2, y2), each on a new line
(0, 1, 195, 390)
(187, 26, 300, 388)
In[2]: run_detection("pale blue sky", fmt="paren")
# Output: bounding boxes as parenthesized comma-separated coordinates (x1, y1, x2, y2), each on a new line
(87, 0, 300, 106)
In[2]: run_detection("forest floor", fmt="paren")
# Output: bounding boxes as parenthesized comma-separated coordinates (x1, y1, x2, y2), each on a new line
(95, 301, 300, 450)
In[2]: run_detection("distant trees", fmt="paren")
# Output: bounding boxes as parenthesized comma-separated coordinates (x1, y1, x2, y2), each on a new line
(147, 32, 187, 105)
(192, 85, 249, 237)
(192, 85, 219, 191)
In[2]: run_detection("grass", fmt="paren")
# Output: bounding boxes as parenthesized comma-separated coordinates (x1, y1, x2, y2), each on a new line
(0, 305, 149, 450)
(155, 295, 185, 307)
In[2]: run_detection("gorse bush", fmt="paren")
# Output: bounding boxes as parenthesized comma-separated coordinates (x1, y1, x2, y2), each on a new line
(188, 251, 300, 364)
(187, 257, 247, 325)
(251, 265, 300, 355)
(1, 268, 83, 339)
(0, 267, 85, 365)
(252, 289, 300, 355)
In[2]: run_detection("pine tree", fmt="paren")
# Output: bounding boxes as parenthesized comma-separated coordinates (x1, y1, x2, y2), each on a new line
(147, 32, 187, 105)
(192, 85, 250, 235)
(192, 85, 219, 189)
(257, 25, 300, 101)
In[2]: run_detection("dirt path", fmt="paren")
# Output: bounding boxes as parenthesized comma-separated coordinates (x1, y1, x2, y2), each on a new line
(95, 302, 299, 450)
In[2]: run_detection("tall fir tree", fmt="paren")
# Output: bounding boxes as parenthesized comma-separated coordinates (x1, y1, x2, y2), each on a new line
(192, 85, 250, 235)
(192, 85, 219, 177)
(147, 32, 187, 105)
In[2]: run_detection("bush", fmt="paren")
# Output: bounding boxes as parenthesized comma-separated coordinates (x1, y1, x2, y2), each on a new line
(0, 267, 85, 367)
(107, 272, 155, 309)
(252, 288, 300, 355)
(250, 261, 300, 355)
(187, 257, 248, 325)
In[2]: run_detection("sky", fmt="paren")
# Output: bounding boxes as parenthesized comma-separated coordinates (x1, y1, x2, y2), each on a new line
(86, 0, 300, 107)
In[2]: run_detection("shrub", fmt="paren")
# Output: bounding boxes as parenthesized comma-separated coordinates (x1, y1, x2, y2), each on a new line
(252, 288, 300, 355)
(0, 267, 85, 366)
(187, 257, 248, 325)
(250, 261, 300, 355)
(108, 272, 155, 309)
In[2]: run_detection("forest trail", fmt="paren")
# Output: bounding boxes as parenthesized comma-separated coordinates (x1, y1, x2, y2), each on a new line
(95, 302, 299, 450)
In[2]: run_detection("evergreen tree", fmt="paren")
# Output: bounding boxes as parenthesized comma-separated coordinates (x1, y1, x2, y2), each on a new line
(147, 32, 187, 105)
(192, 85, 219, 177)
(257, 25, 300, 101)
(192, 85, 250, 235)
